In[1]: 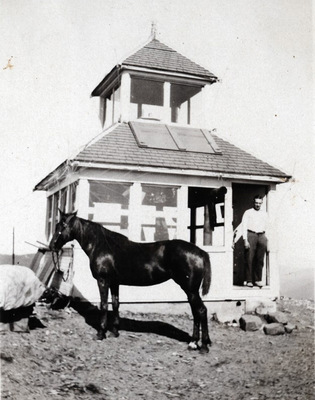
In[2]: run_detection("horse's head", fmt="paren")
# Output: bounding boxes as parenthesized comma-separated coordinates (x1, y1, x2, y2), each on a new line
(49, 209, 77, 252)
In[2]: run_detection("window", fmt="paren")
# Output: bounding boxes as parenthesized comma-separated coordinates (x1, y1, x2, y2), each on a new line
(188, 186, 226, 247)
(53, 192, 60, 232)
(46, 195, 53, 239)
(170, 83, 202, 125)
(140, 185, 178, 241)
(88, 181, 131, 236)
(45, 191, 60, 240)
(45, 182, 78, 239)
(68, 182, 77, 212)
(101, 85, 121, 128)
(130, 78, 164, 120)
(59, 188, 67, 213)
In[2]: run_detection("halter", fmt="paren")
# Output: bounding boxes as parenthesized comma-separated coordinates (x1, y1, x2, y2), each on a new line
(53, 214, 76, 245)
(51, 213, 76, 281)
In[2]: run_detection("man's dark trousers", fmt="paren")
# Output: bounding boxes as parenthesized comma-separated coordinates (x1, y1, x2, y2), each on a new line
(245, 230, 267, 283)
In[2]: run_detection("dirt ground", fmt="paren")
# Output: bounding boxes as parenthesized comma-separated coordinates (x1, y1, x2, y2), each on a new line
(1, 297, 314, 400)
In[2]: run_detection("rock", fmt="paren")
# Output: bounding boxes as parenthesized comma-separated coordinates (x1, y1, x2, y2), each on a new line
(11, 318, 30, 333)
(263, 323, 285, 335)
(284, 323, 296, 333)
(0, 352, 14, 362)
(266, 311, 289, 325)
(0, 322, 10, 332)
(213, 311, 241, 325)
(246, 298, 277, 314)
(239, 315, 263, 331)
(211, 301, 245, 325)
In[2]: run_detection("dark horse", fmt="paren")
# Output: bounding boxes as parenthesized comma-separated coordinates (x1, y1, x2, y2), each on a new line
(49, 210, 212, 353)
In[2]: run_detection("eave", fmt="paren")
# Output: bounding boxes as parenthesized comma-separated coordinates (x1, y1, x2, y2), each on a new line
(91, 64, 218, 98)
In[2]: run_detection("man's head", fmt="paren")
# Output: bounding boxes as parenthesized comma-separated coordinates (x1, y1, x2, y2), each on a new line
(253, 195, 264, 211)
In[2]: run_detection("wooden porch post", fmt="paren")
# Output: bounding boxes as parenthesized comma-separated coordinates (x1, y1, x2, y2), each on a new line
(163, 82, 170, 122)
(120, 72, 131, 122)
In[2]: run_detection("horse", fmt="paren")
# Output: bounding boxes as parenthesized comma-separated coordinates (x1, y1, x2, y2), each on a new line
(49, 210, 212, 353)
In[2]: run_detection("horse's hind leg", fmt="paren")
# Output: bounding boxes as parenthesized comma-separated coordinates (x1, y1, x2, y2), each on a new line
(110, 284, 120, 337)
(97, 278, 109, 340)
(187, 292, 201, 350)
(187, 292, 211, 354)
(200, 298, 211, 353)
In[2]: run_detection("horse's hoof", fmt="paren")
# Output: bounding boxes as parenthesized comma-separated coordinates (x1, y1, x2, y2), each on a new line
(187, 341, 199, 351)
(109, 330, 120, 338)
(96, 332, 106, 341)
(199, 346, 209, 354)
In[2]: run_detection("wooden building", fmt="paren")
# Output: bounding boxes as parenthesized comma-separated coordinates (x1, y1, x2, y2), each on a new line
(34, 37, 290, 305)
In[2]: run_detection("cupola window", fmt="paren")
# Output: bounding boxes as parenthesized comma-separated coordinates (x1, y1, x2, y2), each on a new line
(130, 77, 164, 120)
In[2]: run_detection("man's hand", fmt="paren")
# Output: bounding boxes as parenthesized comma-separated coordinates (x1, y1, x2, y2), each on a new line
(244, 240, 250, 249)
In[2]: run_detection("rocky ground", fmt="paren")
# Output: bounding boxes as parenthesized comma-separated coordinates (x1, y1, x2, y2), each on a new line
(1, 298, 314, 400)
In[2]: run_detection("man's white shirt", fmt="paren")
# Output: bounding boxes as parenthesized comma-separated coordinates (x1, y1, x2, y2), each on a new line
(242, 208, 269, 239)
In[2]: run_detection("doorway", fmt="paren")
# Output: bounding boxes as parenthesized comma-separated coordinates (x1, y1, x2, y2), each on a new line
(232, 183, 269, 286)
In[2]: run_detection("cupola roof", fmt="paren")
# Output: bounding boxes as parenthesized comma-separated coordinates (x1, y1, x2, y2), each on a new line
(92, 38, 218, 96)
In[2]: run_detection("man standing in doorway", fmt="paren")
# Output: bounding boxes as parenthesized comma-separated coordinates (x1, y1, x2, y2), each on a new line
(242, 195, 269, 288)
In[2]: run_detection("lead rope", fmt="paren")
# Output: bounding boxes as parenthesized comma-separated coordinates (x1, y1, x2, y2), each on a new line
(51, 247, 74, 282)
(52, 249, 61, 273)
(62, 245, 74, 282)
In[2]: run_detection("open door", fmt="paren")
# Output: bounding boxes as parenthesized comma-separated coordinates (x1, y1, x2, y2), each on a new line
(232, 183, 268, 285)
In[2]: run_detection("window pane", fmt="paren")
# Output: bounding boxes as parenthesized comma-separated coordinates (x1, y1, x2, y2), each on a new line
(53, 192, 60, 233)
(60, 188, 67, 212)
(171, 84, 202, 124)
(69, 181, 77, 212)
(188, 187, 226, 246)
(130, 78, 164, 120)
(131, 78, 163, 106)
(88, 181, 131, 236)
(140, 185, 178, 242)
(46, 195, 53, 239)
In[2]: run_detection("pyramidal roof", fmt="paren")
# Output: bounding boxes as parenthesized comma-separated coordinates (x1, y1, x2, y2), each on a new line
(122, 38, 218, 80)
(92, 38, 217, 96)
(76, 123, 289, 178)
(34, 122, 290, 191)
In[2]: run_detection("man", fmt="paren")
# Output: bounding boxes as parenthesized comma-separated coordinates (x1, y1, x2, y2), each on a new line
(241, 195, 269, 288)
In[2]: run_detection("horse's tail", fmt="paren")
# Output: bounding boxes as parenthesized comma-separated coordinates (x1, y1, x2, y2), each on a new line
(202, 252, 211, 296)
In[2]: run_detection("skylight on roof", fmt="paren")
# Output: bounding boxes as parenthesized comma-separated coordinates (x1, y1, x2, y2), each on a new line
(129, 121, 221, 154)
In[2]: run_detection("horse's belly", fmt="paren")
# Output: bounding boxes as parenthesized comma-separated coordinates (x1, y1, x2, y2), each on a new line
(118, 265, 170, 286)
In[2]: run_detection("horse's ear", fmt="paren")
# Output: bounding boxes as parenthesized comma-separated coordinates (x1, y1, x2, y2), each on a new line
(73, 210, 78, 217)
(58, 208, 65, 216)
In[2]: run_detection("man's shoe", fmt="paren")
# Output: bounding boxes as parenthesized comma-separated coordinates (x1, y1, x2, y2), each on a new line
(255, 281, 263, 288)
(246, 282, 253, 288)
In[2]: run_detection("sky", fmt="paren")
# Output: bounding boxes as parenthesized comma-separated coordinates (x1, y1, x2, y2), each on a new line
(0, 0, 314, 278)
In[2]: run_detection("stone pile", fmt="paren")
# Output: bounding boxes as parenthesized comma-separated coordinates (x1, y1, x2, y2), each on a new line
(212, 298, 297, 336)
(239, 309, 297, 336)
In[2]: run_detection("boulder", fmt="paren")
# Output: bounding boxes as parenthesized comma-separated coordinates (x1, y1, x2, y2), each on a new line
(246, 298, 277, 314)
(239, 315, 263, 331)
(266, 311, 289, 325)
(285, 323, 296, 334)
(263, 323, 285, 335)
(213, 309, 243, 325)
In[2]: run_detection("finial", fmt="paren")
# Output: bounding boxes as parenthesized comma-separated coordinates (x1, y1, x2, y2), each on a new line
(151, 21, 157, 39)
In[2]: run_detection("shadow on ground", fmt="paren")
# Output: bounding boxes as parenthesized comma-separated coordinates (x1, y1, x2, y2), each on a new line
(70, 298, 191, 344)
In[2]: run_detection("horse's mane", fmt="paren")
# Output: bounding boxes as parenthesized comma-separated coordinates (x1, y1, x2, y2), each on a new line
(77, 216, 130, 246)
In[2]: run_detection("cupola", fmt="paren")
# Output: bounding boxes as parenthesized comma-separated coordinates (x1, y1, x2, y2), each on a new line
(91, 35, 218, 129)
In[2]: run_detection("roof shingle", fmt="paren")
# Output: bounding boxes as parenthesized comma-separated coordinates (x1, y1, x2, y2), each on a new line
(75, 122, 289, 179)
(123, 39, 217, 81)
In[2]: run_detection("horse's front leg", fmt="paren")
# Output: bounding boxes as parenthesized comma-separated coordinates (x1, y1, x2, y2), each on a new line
(110, 283, 120, 337)
(97, 277, 109, 340)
